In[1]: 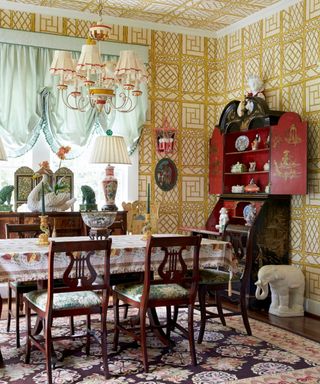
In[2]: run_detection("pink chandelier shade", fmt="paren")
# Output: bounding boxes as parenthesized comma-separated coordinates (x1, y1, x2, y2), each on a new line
(114, 50, 148, 92)
(49, 51, 75, 86)
(0, 137, 7, 161)
(76, 39, 105, 75)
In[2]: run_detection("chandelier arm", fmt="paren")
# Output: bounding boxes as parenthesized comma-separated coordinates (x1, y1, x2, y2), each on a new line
(60, 89, 90, 112)
(107, 92, 131, 111)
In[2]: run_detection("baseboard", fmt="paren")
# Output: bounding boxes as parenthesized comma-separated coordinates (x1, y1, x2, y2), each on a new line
(305, 298, 320, 317)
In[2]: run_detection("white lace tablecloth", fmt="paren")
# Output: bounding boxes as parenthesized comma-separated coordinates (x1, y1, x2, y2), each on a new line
(0, 235, 236, 282)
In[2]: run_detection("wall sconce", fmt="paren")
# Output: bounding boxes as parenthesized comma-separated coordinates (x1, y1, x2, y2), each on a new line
(155, 117, 176, 154)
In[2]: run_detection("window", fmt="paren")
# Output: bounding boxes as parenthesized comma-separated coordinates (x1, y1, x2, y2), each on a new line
(1, 133, 138, 211)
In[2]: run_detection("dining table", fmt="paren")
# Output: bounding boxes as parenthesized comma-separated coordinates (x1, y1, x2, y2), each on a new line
(0, 234, 236, 362)
(0, 234, 237, 284)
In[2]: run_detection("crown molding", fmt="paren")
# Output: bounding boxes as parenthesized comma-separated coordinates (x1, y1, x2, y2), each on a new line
(0, 0, 302, 39)
(215, 0, 302, 38)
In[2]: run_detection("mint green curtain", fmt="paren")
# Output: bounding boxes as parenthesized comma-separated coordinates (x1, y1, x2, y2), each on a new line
(0, 44, 43, 156)
(0, 42, 148, 158)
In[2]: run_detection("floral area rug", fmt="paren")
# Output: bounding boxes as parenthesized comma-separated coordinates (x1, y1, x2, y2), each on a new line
(0, 308, 319, 383)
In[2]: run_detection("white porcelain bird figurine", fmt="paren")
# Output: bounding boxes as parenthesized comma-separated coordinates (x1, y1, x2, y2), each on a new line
(27, 173, 76, 212)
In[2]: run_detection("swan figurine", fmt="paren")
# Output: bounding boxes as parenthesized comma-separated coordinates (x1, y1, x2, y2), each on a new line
(27, 173, 76, 212)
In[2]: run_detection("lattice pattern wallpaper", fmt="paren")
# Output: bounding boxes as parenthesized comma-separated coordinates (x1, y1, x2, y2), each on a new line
(215, 0, 320, 307)
(1, 0, 320, 306)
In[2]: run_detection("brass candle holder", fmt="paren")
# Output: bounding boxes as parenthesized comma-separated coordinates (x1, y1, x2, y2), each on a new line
(141, 213, 152, 240)
(38, 215, 50, 245)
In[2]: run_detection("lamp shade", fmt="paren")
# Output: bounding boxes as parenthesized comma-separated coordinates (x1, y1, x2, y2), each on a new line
(90, 135, 131, 165)
(114, 50, 148, 85)
(50, 50, 75, 76)
(0, 137, 7, 161)
(76, 39, 104, 75)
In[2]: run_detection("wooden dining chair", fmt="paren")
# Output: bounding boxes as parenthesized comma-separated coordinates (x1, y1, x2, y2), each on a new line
(24, 238, 112, 384)
(113, 235, 202, 372)
(197, 225, 254, 344)
(5, 223, 43, 348)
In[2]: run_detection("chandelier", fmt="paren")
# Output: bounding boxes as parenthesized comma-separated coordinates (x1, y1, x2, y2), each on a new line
(49, 1, 147, 113)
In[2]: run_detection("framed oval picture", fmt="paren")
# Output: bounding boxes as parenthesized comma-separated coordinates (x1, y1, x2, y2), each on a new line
(155, 158, 178, 191)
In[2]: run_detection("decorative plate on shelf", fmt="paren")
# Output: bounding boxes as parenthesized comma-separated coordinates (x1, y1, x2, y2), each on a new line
(235, 135, 249, 151)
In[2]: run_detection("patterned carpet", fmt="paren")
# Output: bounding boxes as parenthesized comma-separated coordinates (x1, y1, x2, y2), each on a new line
(0, 308, 320, 383)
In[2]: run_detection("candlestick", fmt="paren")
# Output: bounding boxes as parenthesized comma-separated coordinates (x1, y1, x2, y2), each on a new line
(141, 213, 152, 240)
(38, 215, 49, 245)
(147, 183, 150, 214)
(41, 182, 45, 215)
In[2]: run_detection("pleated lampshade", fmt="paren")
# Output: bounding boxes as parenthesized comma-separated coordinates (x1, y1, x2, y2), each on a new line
(90, 135, 131, 165)
(50, 51, 75, 76)
(114, 50, 148, 86)
(0, 137, 7, 161)
(76, 39, 104, 75)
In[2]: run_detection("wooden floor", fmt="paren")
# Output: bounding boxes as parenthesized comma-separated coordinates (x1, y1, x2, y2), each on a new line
(247, 308, 320, 343)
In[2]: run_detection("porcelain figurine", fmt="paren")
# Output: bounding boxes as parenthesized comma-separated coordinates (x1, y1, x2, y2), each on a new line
(263, 160, 270, 171)
(27, 173, 76, 212)
(255, 265, 305, 317)
(249, 162, 256, 172)
(215, 207, 229, 233)
(251, 134, 261, 150)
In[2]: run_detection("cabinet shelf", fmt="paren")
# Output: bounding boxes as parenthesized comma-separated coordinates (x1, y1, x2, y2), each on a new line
(225, 171, 269, 175)
(226, 148, 269, 155)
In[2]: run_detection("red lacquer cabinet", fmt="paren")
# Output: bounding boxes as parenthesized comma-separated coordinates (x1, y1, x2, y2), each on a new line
(210, 112, 307, 196)
(207, 100, 307, 309)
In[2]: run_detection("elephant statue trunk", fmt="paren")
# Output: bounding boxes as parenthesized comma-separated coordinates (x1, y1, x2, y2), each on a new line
(255, 279, 269, 300)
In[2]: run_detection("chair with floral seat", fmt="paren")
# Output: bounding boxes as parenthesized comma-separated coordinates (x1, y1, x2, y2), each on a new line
(5, 223, 43, 348)
(24, 238, 112, 384)
(197, 225, 254, 343)
(113, 235, 202, 372)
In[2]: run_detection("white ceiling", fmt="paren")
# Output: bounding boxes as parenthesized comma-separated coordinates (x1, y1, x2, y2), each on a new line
(0, 0, 301, 37)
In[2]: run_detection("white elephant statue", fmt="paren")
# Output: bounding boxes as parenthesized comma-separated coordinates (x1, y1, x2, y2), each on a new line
(255, 265, 305, 317)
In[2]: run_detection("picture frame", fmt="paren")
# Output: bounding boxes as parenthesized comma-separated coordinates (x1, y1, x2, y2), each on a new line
(155, 158, 178, 191)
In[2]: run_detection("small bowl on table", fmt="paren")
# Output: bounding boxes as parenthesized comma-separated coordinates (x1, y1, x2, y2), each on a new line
(81, 211, 117, 239)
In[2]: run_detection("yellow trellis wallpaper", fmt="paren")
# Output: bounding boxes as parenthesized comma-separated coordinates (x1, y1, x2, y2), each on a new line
(1, 0, 319, 311)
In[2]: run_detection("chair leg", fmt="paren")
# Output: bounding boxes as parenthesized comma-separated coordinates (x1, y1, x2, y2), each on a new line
(122, 302, 129, 319)
(173, 305, 179, 326)
(6, 285, 12, 332)
(25, 302, 31, 364)
(45, 318, 53, 384)
(197, 285, 207, 344)
(140, 307, 148, 373)
(215, 291, 226, 326)
(166, 305, 171, 338)
(188, 304, 197, 366)
(101, 308, 110, 379)
(15, 290, 21, 348)
(69, 316, 75, 336)
(0, 293, 2, 319)
(85, 314, 91, 355)
(240, 291, 252, 336)
(113, 294, 120, 351)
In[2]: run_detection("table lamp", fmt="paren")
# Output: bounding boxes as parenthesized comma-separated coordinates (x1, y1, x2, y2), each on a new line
(0, 137, 7, 161)
(90, 131, 131, 211)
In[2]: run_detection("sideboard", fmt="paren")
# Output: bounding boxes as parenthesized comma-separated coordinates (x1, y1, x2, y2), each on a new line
(0, 211, 127, 238)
